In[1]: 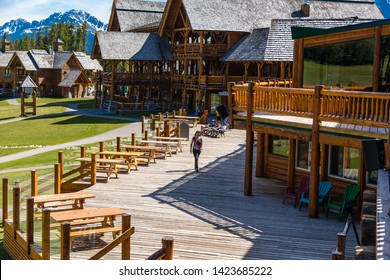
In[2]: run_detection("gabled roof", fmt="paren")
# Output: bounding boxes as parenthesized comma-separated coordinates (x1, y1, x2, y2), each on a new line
(74, 52, 103, 71)
(0, 51, 15, 68)
(20, 75, 37, 88)
(160, 0, 383, 33)
(108, 0, 165, 32)
(221, 18, 375, 62)
(94, 31, 172, 61)
(53, 52, 73, 69)
(12, 51, 38, 71)
(58, 70, 84, 87)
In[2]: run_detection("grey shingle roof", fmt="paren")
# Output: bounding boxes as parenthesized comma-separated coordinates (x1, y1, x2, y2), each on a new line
(179, 0, 383, 32)
(220, 18, 376, 62)
(58, 70, 82, 87)
(74, 52, 103, 71)
(95, 31, 172, 60)
(16, 51, 38, 71)
(29, 49, 53, 69)
(53, 52, 73, 69)
(0, 52, 15, 67)
(20, 75, 37, 88)
(113, 0, 165, 32)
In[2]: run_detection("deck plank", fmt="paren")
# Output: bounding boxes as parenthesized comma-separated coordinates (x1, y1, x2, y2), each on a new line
(57, 128, 358, 260)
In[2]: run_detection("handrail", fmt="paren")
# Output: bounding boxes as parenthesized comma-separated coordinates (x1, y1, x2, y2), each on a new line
(332, 213, 360, 260)
(146, 237, 174, 260)
(231, 83, 390, 128)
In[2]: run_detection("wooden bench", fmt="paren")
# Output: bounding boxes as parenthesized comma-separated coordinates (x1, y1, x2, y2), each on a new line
(76, 157, 123, 181)
(33, 191, 96, 213)
(57, 226, 122, 247)
(122, 145, 161, 164)
(99, 151, 145, 172)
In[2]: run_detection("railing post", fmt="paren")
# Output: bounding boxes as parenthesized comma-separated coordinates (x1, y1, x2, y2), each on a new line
(91, 153, 97, 185)
(164, 123, 170, 137)
(13, 181, 21, 238)
(2, 177, 9, 225)
(121, 214, 131, 260)
(162, 237, 174, 260)
(228, 82, 235, 129)
(142, 116, 145, 134)
(54, 163, 61, 194)
(131, 133, 136, 146)
(176, 121, 180, 138)
(26, 196, 34, 254)
(244, 82, 255, 196)
(42, 209, 51, 260)
(99, 141, 104, 156)
(117, 136, 121, 152)
(144, 130, 149, 140)
(309, 85, 323, 218)
(337, 232, 346, 260)
(58, 151, 64, 176)
(31, 169, 38, 197)
(60, 222, 71, 260)
(80, 146, 86, 158)
(156, 127, 160, 137)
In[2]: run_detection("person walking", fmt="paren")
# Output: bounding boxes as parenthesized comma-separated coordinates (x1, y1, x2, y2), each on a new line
(190, 131, 203, 172)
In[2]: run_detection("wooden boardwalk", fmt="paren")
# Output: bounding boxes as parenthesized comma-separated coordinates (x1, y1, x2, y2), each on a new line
(61, 127, 359, 260)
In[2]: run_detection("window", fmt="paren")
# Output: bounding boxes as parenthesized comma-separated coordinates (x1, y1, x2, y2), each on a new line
(329, 146, 359, 181)
(303, 38, 374, 88)
(296, 140, 311, 170)
(5, 69, 11, 77)
(269, 135, 289, 157)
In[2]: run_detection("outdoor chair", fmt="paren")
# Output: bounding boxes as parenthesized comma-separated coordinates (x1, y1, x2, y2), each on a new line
(298, 181, 333, 211)
(326, 185, 360, 220)
(283, 176, 310, 207)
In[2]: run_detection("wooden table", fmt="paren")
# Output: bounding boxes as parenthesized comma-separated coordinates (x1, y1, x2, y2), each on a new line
(99, 151, 144, 171)
(151, 136, 188, 152)
(75, 157, 124, 181)
(32, 191, 96, 211)
(50, 207, 126, 247)
(138, 140, 179, 156)
(121, 145, 161, 163)
(172, 116, 199, 126)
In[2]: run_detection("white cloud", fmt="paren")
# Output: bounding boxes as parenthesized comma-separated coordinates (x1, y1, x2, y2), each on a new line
(0, 0, 113, 25)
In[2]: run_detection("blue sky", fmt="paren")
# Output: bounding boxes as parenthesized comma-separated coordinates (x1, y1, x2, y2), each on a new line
(0, 0, 167, 25)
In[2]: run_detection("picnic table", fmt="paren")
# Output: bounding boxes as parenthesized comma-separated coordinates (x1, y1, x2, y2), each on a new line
(76, 157, 124, 181)
(33, 191, 95, 211)
(51, 207, 126, 247)
(151, 136, 188, 152)
(99, 151, 144, 171)
(121, 145, 162, 163)
(138, 140, 179, 156)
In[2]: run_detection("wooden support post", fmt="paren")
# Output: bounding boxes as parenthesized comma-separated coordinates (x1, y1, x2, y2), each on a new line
(309, 85, 322, 218)
(99, 141, 104, 153)
(117, 137, 121, 152)
(320, 144, 329, 182)
(164, 123, 170, 137)
(21, 91, 25, 116)
(162, 237, 174, 260)
(142, 116, 145, 134)
(288, 138, 296, 192)
(91, 153, 97, 185)
(152, 119, 156, 131)
(32, 90, 37, 115)
(228, 82, 234, 129)
(13, 181, 21, 238)
(255, 132, 265, 177)
(131, 133, 136, 146)
(58, 151, 64, 175)
(244, 82, 255, 196)
(80, 146, 86, 158)
(332, 250, 343, 260)
(172, 110, 176, 117)
(60, 222, 71, 260)
(156, 127, 160, 137)
(26, 196, 34, 253)
(158, 113, 163, 122)
(121, 214, 131, 260)
(144, 130, 149, 140)
(54, 163, 61, 194)
(373, 26, 382, 92)
(337, 232, 346, 260)
(2, 177, 9, 224)
(41, 209, 51, 260)
(176, 121, 181, 138)
(31, 169, 38, 196)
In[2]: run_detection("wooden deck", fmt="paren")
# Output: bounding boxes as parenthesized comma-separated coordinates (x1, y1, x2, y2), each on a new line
(57, 128, 359, 260)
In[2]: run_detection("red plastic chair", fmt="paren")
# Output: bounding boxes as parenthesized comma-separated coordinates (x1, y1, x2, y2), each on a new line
(283, 176, 310, 207)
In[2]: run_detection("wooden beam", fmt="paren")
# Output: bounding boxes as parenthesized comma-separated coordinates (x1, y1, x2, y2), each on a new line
(288, 138, 296, 192)
(308, 85, 322, 218)
(256, 132, 265, 178)
(244, 82, 255, 196)
(293, 38, 304, 88)
(373, 26, 382, 92)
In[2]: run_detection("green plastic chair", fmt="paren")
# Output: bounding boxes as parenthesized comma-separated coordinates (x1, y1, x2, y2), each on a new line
(298, 181, 333, 211)
(326, 185, 360, 220)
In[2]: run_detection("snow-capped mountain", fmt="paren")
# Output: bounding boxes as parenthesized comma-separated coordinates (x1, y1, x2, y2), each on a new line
(0, 10, 108, 53)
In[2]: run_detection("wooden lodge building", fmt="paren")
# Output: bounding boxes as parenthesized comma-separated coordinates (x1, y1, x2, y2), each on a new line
(228, 18, 390, 219)
(92, 0, 383, 113)
(0, 39, 102, 98)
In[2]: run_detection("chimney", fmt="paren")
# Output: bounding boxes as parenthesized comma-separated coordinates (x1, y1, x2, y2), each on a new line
(301, 0, 310, 17)
(54, 38, 64, 52)
(2, 39, 10, 52)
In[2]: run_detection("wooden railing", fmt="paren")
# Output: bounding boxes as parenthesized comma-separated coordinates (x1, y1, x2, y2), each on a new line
(231, 83, 390, 128)
(146, 237, 174, 260)
(332, 213, 360, 260)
